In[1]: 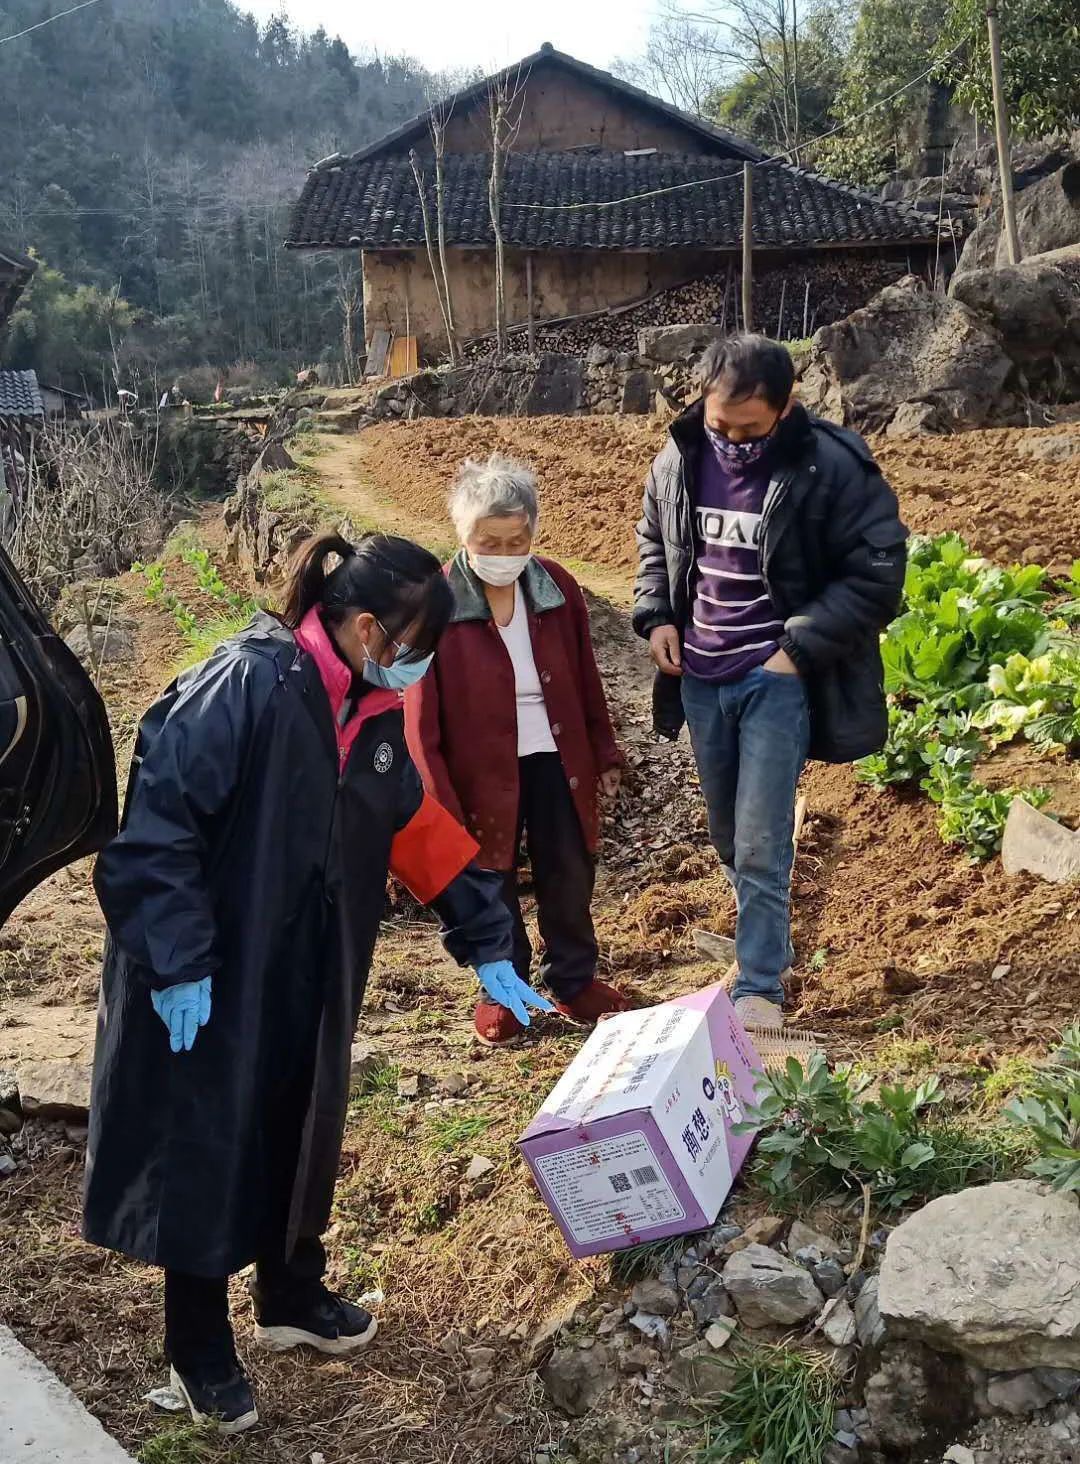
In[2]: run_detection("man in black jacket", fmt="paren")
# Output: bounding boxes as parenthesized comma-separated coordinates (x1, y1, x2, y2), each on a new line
(635, 335, 907, 1030)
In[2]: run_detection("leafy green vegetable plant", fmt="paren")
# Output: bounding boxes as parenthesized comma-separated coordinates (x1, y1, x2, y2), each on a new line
(1006, 1025, 1080, 1192)
(857, 533, 1067, 855)
(920, 758, 1050, 862)
(737, 1052, 1020, 1208)
(975, 649, 1080, 753)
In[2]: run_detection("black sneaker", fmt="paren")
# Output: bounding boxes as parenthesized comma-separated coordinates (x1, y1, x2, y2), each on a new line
(169, 1359, 258, 1435)
(252, 1286, 379, 1356)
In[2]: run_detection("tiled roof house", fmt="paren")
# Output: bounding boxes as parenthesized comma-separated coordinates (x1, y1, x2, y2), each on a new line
(285, 44, 939, 356)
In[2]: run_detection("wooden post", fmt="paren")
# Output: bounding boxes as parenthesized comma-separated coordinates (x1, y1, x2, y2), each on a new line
(526, 253, 536, 354)
(741, 163, 754, 334)
(986, 0, 1021, 264)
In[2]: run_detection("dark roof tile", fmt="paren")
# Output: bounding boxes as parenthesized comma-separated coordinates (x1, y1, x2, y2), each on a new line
(286, 150, 938, 253)
(0, 369, 44, 421)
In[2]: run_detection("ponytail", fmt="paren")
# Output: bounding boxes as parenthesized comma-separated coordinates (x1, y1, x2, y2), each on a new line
(280, 533, 355, 629)
(280, 531, 453, 660)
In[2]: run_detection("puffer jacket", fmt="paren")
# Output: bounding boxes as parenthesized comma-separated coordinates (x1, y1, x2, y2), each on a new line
(634, 401, 908, 763)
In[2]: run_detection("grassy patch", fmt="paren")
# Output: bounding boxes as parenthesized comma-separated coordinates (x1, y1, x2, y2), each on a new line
(339, 1242, 382, 1294)
(259, 467, 323, 516)
(137, 1422, 239, 1464)
(981, 1054, 1039, 1109)
(863, 1038, 940, 1079)
(694, 1344, 837, 1464)
(426, 1112, 497, 1155)
(172, 613, 256, 673)
(610, 1232, 705, 1287)
(351, 1061, 400, 1100)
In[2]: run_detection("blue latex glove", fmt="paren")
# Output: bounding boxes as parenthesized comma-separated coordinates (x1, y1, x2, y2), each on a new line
(476, 961, 556, 1028)
(151, 977, 212, 1053)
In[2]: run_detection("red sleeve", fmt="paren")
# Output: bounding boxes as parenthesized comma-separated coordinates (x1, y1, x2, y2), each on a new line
(389, 791, 479, 905)
(565, 571, 623, 772)
(403, 662, 465, 822)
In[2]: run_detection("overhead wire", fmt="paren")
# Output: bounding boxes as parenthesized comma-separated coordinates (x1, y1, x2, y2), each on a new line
(0, 0, 106, 46)
(505, 31, 974, 212)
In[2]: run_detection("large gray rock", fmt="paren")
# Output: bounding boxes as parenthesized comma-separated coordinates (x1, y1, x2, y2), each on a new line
(879, 1181, 1080, 1370)
(16, 1060, 91, 1120)
(64, 620, 135, 667)
(800, 276, 1014, 435)
(637, 324, 725, 366)
(722, 1243, 823, 1328)
(958, 162, 1080, 272)
(949, 262, 1080, 398)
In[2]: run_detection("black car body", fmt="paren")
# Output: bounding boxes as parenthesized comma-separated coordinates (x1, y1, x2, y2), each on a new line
(0, 543, 117, 923)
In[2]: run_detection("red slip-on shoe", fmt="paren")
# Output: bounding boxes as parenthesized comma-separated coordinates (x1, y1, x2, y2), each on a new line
(555, 980, 632, 1025)
(474, 1000, 526, 1047)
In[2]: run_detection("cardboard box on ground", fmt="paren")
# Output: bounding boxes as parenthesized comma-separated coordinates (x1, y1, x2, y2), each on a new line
(519, 986, 762, 1258)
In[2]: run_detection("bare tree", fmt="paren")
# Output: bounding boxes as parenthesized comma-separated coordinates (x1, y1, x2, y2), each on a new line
(610, 15, 726, 115)
(486, 66, 528, 356)
(409, 148, 458, 363)
(430, 99, 459, 362)
(661, 0, 818, 159)
(9, 416, 166, 604)
(333, 256, 363, 382)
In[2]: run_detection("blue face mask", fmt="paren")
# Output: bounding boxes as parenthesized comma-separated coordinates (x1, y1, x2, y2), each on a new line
(362, 644, 433, 692)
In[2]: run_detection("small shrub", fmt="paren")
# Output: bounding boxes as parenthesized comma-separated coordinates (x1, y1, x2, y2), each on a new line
(737, 1052, 1022, 1210)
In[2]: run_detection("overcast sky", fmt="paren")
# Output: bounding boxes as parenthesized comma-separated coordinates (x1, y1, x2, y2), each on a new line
(236, 0, 660, 74)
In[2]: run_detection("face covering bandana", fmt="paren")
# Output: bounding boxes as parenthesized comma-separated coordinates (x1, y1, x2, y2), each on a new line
(469, 552, 532, 587)
(705, 421, 775, 468)
(362, 644, 433, 692)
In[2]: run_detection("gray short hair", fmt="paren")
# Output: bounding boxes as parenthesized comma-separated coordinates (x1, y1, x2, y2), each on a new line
(448, 452, 539, 541)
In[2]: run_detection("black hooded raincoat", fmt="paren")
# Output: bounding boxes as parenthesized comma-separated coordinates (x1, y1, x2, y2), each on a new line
(84, 613, 510, 1277)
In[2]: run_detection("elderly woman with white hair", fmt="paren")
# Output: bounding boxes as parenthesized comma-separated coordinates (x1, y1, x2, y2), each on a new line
(405, 453, 629, 1045)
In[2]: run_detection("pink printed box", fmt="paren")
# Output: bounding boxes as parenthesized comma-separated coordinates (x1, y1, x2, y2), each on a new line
(518, 984, 763, 1258)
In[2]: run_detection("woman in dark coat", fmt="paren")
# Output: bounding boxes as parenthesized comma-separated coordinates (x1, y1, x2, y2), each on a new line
(84, 533, 549, 1434)
(405, 453, 628, 1047)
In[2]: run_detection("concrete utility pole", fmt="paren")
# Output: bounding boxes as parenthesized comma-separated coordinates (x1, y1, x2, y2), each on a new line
(986, 0, 1022, 264)
(742, 162, 754, 332)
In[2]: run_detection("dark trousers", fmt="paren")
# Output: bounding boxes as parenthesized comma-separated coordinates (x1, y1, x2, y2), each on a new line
(501, 752, 597, 1001)
(164, 1236, 327, 1371)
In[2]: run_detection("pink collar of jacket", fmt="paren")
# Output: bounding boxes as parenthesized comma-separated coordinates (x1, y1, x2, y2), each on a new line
(295, 606, 400, 767)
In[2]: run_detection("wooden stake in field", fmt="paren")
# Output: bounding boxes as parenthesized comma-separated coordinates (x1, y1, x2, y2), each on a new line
(742, 162, 754, 333)
(986, 0, 1022, 264)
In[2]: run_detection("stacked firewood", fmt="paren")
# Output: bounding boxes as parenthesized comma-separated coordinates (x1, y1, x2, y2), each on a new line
(460, 256, 920, 362)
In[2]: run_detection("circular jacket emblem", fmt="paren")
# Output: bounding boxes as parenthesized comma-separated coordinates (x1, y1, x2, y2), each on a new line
(373, 742, 394, 775)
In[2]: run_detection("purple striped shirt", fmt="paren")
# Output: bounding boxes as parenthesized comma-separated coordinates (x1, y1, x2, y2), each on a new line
(682, 441, 783, 683)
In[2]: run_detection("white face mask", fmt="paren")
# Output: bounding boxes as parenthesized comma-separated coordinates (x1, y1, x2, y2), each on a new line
(469, 552, 532, 587)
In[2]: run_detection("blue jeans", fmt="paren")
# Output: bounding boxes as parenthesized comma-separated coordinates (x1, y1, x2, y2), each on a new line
(681, 667, 810, 1006)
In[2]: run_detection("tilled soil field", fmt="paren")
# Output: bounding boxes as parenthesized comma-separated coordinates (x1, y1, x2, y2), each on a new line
(345, 415, 1080, 1052)
(356, 416, 1080, 578)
